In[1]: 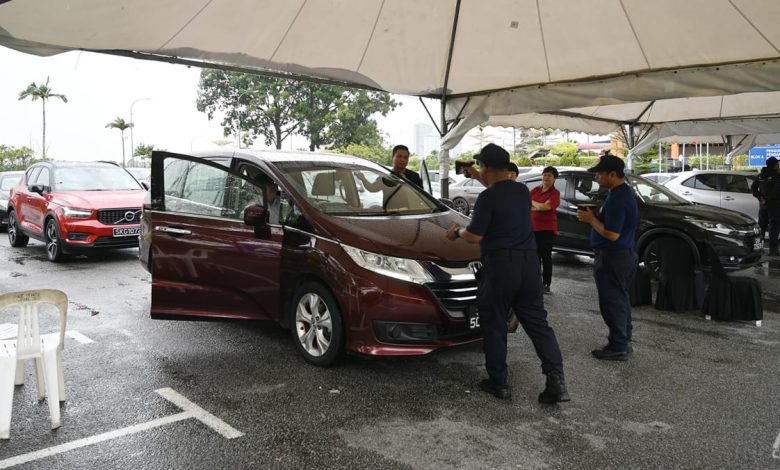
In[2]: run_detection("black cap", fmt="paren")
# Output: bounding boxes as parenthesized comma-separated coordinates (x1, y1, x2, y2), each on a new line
(474, 143, 510, 169)
(588, 154, 625, 174)
(767, 156, 779, 166)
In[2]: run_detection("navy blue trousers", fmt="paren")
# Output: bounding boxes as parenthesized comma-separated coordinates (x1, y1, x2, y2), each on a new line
(768, 205, 780, 252)
(593, 249, 637, 352)
(477, 250, 564, 386)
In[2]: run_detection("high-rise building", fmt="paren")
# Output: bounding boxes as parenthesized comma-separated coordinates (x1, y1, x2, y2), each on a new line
(414, 123, 440, 157)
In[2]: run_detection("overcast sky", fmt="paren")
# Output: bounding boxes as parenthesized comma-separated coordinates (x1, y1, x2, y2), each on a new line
(0, 46, 593, 163)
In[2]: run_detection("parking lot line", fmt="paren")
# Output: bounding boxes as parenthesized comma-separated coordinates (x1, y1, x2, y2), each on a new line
(773, 430, 780, 459)
(0, 388, 243, 468)
(65, 330, 94, 344)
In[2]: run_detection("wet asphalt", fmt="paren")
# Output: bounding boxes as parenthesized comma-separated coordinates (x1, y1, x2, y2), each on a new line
(0, 236, 779, 469)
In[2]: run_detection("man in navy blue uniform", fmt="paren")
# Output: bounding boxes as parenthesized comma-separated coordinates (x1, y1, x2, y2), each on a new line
(446, 143, 569, 403)
(577, 154, 639, 361)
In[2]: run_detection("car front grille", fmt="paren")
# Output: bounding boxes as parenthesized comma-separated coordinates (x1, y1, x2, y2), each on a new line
(425, 279, 477, 319)
(98, 208, 142, 226)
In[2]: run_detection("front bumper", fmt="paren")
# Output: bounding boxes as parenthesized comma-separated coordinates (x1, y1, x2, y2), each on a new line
(59, 218, 140, 252)
(705, 225, 763, 270)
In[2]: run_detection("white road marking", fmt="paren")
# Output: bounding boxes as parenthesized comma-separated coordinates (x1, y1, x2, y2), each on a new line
(773, 430, 780, 459)
(65, 330, 94, 344)
(0, 388, 243, 468)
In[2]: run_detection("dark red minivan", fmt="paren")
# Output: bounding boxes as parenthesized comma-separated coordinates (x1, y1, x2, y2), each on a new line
(140, 150, 483, 365)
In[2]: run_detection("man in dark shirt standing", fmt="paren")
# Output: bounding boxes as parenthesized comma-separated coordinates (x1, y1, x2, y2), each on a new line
(577, 154, 639, 361)
(357, 144, 422, 189)
(445, 143, 569, 403)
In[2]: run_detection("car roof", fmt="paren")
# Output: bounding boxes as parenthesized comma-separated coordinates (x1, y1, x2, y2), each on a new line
(669, 170, 757, 177)
(0, 170, 24, 176)
(193, 149, 370, 166)
(30, 160, 124, 168)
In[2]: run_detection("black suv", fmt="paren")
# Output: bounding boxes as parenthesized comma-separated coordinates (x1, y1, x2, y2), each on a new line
(519, 169, 762, 273)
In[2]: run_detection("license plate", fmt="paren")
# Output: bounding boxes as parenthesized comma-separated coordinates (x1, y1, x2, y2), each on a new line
(754, 238, 763, 251)
(466, 305, 480, 330)
(113, 227, 140, 237)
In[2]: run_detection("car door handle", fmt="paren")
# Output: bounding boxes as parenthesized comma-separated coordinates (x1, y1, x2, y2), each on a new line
(682, 191, 693, 195)
(154, 226, 192, 236)
(722, 196, 735, 201)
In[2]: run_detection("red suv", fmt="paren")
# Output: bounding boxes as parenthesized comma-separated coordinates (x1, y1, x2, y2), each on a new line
(7, 161, 146, 262)
(140, 150, 483, 366)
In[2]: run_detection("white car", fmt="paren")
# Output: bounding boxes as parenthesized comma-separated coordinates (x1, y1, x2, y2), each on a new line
(640, 172, 680, 185)
(662, 170, 759, 221)
(428, 170, 465, 198)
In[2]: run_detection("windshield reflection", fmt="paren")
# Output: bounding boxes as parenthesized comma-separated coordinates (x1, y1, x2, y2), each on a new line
(628, 175, 689, 205)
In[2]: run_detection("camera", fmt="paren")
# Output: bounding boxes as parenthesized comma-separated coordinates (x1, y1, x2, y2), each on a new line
(455, 160, 475, 177)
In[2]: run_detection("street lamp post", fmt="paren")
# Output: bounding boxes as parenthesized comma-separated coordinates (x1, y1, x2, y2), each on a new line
(129, 98, 151, 167)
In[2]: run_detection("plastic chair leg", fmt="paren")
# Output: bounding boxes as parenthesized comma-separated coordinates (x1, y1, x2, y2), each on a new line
(41, 350, 60, 429)
(56, 351, 65, 402)
(0, 357, 16, 439)
(14, 360, 24, 386)
(34, 358, 45, 401)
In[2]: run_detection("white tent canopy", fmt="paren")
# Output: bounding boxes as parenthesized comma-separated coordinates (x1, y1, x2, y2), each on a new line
(3, 0, 780, 177)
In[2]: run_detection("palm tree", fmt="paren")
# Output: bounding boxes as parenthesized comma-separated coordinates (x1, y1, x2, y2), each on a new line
(18, 77, 68, 158)
(105, 117, 133, 168)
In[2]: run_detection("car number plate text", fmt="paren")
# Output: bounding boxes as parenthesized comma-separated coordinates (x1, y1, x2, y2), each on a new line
(755, 238, 763, 251)
(113, 227, 140, 237)
(467, 306, 480, 330)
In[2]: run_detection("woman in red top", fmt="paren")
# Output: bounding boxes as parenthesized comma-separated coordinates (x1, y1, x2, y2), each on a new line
(530, 166, 560, 293)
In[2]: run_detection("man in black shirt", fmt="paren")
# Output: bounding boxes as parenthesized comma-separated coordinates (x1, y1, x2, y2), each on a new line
(357, 144, 422, 189)
(445, 143, 569, 403)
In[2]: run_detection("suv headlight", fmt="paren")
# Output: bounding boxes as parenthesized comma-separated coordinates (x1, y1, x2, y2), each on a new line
(342, 244, 433, 284)
(62, 207, 93, 218)
(687, 219, 735, 235)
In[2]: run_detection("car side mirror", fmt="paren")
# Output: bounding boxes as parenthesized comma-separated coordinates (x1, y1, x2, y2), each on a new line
(29, 184, 48, 195)
(243, 204, 271, 239)
(438, 197, 455, 209)
(141, 181, 150, 191)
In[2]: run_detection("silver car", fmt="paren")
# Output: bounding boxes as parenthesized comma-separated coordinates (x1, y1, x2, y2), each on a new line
(640, 172, 681, 185)
(448, 177, 485, 215)
(662, 170, 759, 221)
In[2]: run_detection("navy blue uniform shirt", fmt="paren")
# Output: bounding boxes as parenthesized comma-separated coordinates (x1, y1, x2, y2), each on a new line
(590, 182, 639, 249)
(466, 180, 536, 254)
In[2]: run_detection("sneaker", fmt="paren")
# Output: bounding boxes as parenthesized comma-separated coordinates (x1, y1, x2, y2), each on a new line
(538, 372, 571, 404)
(507, 313, 520, 333)
(543, 285, 551, 294)
(478, 379, 511, 400)
(591, 345, 629, 361)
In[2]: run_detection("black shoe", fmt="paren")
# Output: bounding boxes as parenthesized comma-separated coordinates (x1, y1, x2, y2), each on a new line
(543, 285, 551, 294)
(538, 372, 571, 404)
(479, 379, 511, 400)
(591, 346, 629, 361)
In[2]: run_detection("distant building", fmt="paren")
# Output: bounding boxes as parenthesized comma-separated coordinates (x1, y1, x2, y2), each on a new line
(414, 123, 440, 156)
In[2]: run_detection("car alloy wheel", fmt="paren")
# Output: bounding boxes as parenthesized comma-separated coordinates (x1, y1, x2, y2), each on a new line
(453, 197, 470, 215)
(45, 218, 66, 262)
(7, 210, 29, 247)
(291, 282, 344, 366)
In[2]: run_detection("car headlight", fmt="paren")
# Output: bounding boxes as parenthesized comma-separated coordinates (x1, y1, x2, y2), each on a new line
(342, 244, 433, 284)
(62, 207, 93, 218)
(687, 219, 735, 235)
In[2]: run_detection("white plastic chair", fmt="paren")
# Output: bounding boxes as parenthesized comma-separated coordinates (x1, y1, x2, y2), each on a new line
(0, 289, 68, 439)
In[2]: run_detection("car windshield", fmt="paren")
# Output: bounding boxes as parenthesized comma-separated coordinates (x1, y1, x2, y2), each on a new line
(55, 166, 143, 191)
(127, 168, 151, 179)
(1, 174, 21, 190)
(274, 161, 442, 216)
(627, 175, 689, 205)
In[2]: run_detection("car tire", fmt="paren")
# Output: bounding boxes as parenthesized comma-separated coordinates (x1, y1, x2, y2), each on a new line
(45, 218, 67, 262)
(453, 197, 470, 216)
(7, 210, 29, 247)
(643, 236, 692, 279)
(290, 282, 344, 367)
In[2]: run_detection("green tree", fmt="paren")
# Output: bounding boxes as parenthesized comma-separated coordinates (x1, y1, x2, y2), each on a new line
(105, 117, 133, 167)
(338, 143, 392, 165)
(18, 76, 68, 158)
(197, 71, 301, 149)
(551, 142, 580, 165)
(134, 143, 155, 158)
(0, 145, 37, 171)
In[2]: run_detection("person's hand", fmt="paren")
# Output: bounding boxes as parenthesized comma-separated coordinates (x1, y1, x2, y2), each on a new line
(354, 171, 366, 182)
(445, 224, 461, 241)
(577, 207, 595, 223)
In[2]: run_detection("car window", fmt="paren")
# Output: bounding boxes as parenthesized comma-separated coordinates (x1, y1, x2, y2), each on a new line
(554, 178, 566, 195)
(274, 161, 440, 216)
(54, 166, 142, 190)
(0, 174, 21, 190)
(25, 167, 40, 185)
(681, 177, 695, 188)
(722, 174, 752, 194)
(163, 157, 259, 220)
(693, 174, 719, 190)
(33, 167, 51, 187)
(627, 175, 688, 205)
(573, 174, 605, 202)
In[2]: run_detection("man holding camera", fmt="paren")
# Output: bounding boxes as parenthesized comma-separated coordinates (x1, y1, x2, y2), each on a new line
(577, 154, 639, 361)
